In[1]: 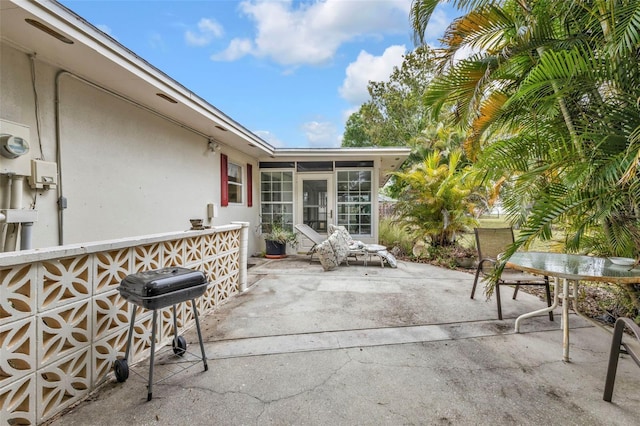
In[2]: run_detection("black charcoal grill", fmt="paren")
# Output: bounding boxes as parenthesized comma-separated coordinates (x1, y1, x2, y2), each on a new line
(113, 267, 209, 401)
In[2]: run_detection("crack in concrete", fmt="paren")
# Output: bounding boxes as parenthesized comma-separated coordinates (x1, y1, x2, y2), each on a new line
(250, 353, 355, 424)
(155, 351, 358, 424)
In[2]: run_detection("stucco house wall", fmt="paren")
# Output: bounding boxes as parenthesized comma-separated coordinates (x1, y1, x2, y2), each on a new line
(1, 43, 259, 254)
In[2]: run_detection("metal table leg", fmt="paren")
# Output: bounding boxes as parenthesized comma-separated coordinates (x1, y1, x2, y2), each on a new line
(561, 279, 571, 362)
(515, 276, 560, 332)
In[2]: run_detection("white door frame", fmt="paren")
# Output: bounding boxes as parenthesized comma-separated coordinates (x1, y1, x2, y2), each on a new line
(296, 172, 334, 251)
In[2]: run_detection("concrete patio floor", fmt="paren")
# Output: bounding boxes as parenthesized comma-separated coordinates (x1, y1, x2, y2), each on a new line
(48, 256, 640, 425)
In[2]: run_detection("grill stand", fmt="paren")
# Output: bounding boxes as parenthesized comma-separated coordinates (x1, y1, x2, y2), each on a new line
(116, 300, 208, 401)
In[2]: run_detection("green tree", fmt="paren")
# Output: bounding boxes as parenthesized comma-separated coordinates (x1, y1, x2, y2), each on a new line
(410, 0, 640, 249)
(342, 111, 372, 147)
(343, 44, 473, 197)
(392, 150, 481, 247)
(342, 45, 437, 148)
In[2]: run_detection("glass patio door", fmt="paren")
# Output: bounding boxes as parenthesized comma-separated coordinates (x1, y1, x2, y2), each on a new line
(297, 174, 333, 251)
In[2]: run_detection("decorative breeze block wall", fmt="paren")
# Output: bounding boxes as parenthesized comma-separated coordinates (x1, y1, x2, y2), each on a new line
(0, 225, 246, 425)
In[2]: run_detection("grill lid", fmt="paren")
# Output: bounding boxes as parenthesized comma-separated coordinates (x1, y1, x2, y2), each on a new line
(119, 267, 207, 298)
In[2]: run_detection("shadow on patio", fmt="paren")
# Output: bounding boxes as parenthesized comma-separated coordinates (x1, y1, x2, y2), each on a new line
(48, 256, 640, 425)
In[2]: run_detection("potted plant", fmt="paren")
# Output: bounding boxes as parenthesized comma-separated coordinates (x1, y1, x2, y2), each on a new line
(261, 220, 298, 259)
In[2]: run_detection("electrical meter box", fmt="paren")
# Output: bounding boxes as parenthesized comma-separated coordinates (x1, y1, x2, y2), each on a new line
(0, 119, 31, 176)
(29, 159, 58, 189)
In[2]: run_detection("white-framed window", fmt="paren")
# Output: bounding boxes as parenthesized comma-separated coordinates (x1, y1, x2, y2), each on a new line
(260, 171, 294, 232)
(336, 170, 372, 235)
(228, 161, 243, 204)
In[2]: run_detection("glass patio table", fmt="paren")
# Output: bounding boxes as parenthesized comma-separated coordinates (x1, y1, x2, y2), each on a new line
(506, 252, 640, 362)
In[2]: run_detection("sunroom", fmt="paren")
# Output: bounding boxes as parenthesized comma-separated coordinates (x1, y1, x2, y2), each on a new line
(257, 148, 409, 254)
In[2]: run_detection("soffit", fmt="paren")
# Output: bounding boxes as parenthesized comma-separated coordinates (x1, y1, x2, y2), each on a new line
(265, 147, 411, 186)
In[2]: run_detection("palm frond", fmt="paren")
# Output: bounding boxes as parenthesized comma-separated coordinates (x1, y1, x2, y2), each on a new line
(440, 5, 517, 59)
(411, 0, 508, 45)
(608, 2, 640, 56)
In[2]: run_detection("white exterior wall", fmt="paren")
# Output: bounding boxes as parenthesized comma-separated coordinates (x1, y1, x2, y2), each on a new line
(1, 44, 260, 254)
(1, 45, 59, 248)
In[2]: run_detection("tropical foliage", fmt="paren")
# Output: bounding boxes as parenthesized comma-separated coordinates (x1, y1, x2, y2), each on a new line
(378, 218, 415, 257)
(410, 0, 640, 310)
(392, 150, 482, 247)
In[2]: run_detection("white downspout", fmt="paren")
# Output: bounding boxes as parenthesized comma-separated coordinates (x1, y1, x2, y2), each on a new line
(1, 174, 10, 208)
(0, 210, 5, 251)
(3, 175, 24, 252)
(11, 175, 24, 208)
(0, 174, 9, 250)
(20, 221, 33, 250)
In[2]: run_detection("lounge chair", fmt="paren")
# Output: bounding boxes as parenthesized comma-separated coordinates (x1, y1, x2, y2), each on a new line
(471, 227, 553, 320)
(295, 223, 325, 262)
(327, 224, 397, 268)
(295, 223, 364, 264)
(296, 223, 397, 269)
(327, 224, 368, 264)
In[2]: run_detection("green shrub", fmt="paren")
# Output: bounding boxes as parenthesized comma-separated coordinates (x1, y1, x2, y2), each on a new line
(379, 219, 414, 256)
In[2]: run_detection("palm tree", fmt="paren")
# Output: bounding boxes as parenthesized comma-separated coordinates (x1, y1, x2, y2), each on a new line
(410, 0, 640, 254)
(392, 150, 481, 247)
(410, 0, 640, 307)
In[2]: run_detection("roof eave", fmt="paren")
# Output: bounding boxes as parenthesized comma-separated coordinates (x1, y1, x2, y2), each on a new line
(2, 0, 275, 157)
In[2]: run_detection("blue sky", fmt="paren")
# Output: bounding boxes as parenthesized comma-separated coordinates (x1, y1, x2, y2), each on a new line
(61, 0, 457, 148)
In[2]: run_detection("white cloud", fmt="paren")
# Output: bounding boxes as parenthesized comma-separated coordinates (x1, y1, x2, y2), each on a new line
(212, 0, 411, 65)
(422, 7, 451, 42)
(302, 121, 340, 148)
(453, 44, 480, 62)
(339, 45, 406, 105)
(211, 38, 254, 61)
(148, 32, 165, 50)
(253, 130, 286, 148)
(185, 18, 224, 47)
(341, 105, 360, 123)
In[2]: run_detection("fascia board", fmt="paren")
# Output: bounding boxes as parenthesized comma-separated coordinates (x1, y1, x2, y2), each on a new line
(272, 147, 411, 156)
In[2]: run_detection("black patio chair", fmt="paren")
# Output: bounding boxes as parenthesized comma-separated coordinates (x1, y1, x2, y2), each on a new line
(471, 227, 554, 321)
(603, 317, 640, 402)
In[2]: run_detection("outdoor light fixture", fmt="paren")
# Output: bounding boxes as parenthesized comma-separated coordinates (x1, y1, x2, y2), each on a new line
(25, 19, 74, 44)
(208, 140, 221, 152)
